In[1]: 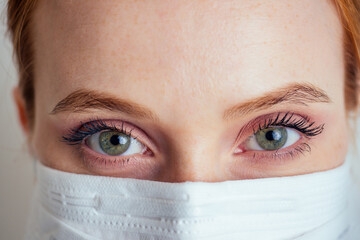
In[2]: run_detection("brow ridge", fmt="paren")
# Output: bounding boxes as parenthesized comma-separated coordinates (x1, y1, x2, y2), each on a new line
(50, 89, 159, 121)
(51, 83, 330, 122)
(223, 83, 331, 120)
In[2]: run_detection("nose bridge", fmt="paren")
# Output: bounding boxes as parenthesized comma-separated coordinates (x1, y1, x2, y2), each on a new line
(160, 131, 223, 182)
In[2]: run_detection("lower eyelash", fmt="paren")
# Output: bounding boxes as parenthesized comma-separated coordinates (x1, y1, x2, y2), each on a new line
(82, 154, 133, 169)
(250, 142, 312, 164)
(76, 136, 137, 169)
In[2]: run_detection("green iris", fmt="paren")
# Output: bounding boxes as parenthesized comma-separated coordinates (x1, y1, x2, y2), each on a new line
(255, 127, 287, 150)
(99, 131, 130, 155)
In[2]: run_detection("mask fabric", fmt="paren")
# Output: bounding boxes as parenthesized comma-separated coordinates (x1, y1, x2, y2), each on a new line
(25, 160, 351, 240)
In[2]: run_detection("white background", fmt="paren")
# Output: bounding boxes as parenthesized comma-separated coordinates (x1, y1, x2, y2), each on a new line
(0, 1, 35, 239)
(0, 1, 360, 240)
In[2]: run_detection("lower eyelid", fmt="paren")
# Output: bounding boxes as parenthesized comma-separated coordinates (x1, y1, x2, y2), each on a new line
(79, 144, 154, 170)
(228, 146, 312, 179)
(236, 141, 312, 166)
(260, 143, 311, 163)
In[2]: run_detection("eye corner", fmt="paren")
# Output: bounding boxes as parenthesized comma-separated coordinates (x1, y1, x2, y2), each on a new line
(233, 145, 245, 155)
(142, 147, 154, 157)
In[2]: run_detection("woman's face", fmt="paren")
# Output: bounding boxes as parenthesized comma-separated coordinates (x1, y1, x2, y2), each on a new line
(25, 0, 348, 182)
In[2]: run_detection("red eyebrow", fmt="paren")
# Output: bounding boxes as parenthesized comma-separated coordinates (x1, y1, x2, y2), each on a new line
(223, 82, 331, 120)
(51, 89, 159, 121)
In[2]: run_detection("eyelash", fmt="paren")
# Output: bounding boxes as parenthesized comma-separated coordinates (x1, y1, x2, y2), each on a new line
(240, 112, 324, 162)
(251, 112, 324, 137)
(62, 119, 135, 146)
(246, 143, 312, 164)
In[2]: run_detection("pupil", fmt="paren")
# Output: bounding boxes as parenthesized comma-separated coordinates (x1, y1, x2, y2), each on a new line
(265, 130, 281, 141)
(110, 135, 120, 145)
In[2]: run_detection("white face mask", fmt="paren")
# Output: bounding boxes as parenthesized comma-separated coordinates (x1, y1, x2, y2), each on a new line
(25, 160, 351, 240)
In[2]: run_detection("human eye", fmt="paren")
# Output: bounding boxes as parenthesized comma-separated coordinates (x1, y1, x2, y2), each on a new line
(62, 119, 155, 174)
(86, 130, 144, 156)
(234, 112, 324, 162)
(244, 127, 300, 151)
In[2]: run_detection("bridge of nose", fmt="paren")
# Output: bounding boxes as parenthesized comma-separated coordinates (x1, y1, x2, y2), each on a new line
(151, 106, 238, 183)
(155, 133, 229, 182)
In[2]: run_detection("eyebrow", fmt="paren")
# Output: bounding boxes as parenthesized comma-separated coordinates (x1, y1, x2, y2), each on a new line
(51, 83, 331, 122)
(223, 83, 331, 120)
(50, 89, 159, 121)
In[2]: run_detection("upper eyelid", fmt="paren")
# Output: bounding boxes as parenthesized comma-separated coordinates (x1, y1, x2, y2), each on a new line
(67, 122, 132, 141)
(62, 119, 159, 154)
(62, 120, 134, 145)
(233, 112, 323, 147)
(251, 112, 323, 135)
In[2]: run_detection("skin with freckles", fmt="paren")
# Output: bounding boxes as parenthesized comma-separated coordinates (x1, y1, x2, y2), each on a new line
(18, 0, 349, 182)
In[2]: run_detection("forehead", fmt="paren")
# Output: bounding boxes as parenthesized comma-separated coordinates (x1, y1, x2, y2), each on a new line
(32, 0, 343, 116)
